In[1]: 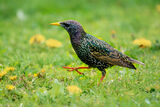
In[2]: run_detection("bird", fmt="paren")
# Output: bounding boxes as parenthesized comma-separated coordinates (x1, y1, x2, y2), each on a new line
(50, 20, 144, 85)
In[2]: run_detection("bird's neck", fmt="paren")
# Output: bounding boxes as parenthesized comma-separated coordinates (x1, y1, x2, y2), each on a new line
(69, 30, 86, 46)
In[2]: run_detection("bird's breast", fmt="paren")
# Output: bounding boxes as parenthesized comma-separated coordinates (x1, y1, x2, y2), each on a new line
(71, 38, 97, 67)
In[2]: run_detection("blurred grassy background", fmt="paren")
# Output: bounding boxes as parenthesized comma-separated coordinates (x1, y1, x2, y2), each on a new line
(0, 0, 160, 106)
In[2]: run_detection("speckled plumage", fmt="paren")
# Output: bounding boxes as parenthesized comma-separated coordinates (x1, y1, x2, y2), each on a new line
(51, 20, 144, 83)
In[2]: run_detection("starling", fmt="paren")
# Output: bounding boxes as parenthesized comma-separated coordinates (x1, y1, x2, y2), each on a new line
(50, 20, 144, 85)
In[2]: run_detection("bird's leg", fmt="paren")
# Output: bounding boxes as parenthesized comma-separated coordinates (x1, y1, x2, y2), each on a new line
(62, 66, 90, 75)
(98, 69, 106, 86)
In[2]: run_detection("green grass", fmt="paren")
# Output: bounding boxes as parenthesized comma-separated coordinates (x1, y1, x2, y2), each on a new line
(0, 0, 160, 106)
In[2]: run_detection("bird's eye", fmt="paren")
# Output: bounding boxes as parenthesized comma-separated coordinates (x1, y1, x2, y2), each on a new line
(63, 23, 70, 27)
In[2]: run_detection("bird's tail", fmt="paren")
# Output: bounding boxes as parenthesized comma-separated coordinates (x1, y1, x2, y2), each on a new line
(128, 58, 145, 65)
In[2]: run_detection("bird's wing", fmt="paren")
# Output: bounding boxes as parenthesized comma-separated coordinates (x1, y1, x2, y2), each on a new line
(88, 39, 138, 69)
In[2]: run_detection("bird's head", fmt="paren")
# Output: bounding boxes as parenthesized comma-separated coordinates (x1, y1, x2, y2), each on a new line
(50, 20, 86, 36)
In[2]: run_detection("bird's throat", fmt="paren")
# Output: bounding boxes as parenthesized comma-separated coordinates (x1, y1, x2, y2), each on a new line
(67, 28, 86, 45)
(70, 32, 82, 45)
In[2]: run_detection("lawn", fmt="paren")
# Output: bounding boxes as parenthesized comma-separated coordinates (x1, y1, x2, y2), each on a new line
(0, 0, 160, 106)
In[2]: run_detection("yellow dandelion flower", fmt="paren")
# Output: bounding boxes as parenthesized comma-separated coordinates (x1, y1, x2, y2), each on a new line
(145, 87, 150, 92)
(66, 85, 82, 94)
(29, 34, 45, 45)
(111, 30, 116, 34)
(152, 56, 156, 59)
(154, 84, 160, 90)
(33, 73, 38, 77)
(6, 85, 15, 90)
(133, 38, 151, 48)
(41, 69, 45, 73)
(9, 76, 17, 80)
(5, 67, 15, 71)
(28, 73, 32, 77)
(46, 39, 62, 48)
(156, 4, 160, 13)
(0, 73, 3, 78)
(111, 30, 116, 38)
(0, 70, 8, 78)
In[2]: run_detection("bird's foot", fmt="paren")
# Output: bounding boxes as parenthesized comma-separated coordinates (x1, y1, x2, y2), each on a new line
(62, 66, 90, 75)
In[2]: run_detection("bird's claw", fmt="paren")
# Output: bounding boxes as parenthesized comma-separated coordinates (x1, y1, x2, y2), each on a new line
(63, 66, 84, 75)
(67, 68, 76, 72)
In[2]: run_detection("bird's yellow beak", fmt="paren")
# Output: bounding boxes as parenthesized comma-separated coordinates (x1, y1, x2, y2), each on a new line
(50, 22, 60, 26)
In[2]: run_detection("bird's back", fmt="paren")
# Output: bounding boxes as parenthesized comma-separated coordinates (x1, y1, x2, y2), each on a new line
(73, 34, 141, 69)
